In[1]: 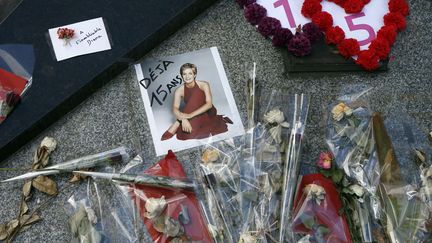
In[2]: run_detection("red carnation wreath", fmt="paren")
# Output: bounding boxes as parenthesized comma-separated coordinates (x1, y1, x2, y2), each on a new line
(302, 0, 409, 70)
(237, 0, 409, 71)
(238, 0, 324, 57)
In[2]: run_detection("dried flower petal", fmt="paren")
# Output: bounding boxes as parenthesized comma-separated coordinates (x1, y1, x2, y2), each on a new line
(32, 176, 58, 195)
(349, 184, 365, 197)
(22, 181, 32, 199)
(40, 137, 57, 153)
(19, 214, 41, 226)
(0, 224, 7, 240)
(201, 149, 220, 164)
(303, 184, 326, 205)
(264, 108, 285, 124)
(238, 232, 258, 243)
(144, 196, 167, 219)
(331, 102, 352, 121)
(164, 217, 183, 237)
(20, 201, 29, 217)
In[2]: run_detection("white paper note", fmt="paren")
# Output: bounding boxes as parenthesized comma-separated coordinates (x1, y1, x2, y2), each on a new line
(48, 17, 112, 61)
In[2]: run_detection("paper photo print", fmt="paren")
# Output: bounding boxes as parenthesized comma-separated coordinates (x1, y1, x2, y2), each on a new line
(135, 47, 244, 156)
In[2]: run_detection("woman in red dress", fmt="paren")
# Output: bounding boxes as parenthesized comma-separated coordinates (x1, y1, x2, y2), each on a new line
(161, 63, 232, 140)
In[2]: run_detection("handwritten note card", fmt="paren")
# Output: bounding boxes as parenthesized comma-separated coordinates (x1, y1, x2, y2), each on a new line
(48, 17, 111, 61)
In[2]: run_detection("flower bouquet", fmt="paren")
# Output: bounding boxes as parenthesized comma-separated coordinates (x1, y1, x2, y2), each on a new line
(291, 173, 352, 243)
(126, 151, 214, 243)
(0, 44, 34, 124)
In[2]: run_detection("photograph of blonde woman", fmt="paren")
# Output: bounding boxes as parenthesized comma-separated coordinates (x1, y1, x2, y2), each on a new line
(161, 63, 233, 141)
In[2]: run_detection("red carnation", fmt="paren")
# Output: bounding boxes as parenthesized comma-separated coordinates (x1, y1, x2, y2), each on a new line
(384, 12, 406, 31)
(328, 0, 346, 6)
(288, 33, 312, 57)
(362, 0, 371, 4)
(236, 0, 256, 8)
(325, 26, 345, 45)
(312, 12, 333, 31)
(369, 38, 390, 59)
(389, 0, 409, 16)
(356, 49, 380, 71)
(244, 3, 267, 25)
(301, 0, 322, 18)
(377, 25, 397, 46)
(258, 16, 282, 38)
(343, 0, 365, 14)
(337, 38, 360, 58)
(272, 28, 294, 47)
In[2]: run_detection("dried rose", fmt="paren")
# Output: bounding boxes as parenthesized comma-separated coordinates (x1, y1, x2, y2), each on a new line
(317, 152, 332, 170)
(303, 184, 326, 205)
(238, 232, 258, 243)
(331, 102, 353, 121)
(201, 149, 220, 164)
(263, 108, 285, 124)
(144, 196, 167, 219)
(349, 184, 365, 198)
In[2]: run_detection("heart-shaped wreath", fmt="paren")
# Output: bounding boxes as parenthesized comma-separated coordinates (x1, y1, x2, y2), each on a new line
(236, 0, 409, 70)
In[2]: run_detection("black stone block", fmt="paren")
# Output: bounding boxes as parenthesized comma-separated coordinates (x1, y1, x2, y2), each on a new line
(0, 0, 217, 162)
(282, 38, 388, 75)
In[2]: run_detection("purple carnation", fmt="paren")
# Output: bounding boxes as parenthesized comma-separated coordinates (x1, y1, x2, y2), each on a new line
(244, 3, 267, 25)
(302, 22, 323, 43)
(272, 28, 294, 47)
(258, 17, 282, 38)
(288, 33, 312, 57)
(236, 0, 256, 8)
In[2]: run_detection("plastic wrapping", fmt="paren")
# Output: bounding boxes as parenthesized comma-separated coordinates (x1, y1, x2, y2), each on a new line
(123, 151, 213, 243)
(291, 174, 352, 243)
(0, 44, 34, 123)
(196, 140, 243, 243)
(65, 177, 139, 243)
(279, 93, 310, 243)
(325, 87, 382, 242)
(374, 112, 432, 242)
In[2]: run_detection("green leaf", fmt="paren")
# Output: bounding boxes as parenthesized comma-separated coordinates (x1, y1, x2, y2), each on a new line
(319, 169, 333, 178)
(332, 169, 343, 184)
(300, 214, 315, 229)
(316, 225, 330, 235)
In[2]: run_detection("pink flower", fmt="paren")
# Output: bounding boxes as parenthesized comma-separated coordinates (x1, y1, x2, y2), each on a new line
(317, 152, 332, 169)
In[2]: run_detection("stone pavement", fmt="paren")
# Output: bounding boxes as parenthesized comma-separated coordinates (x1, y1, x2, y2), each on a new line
(0, 0, 431, 242)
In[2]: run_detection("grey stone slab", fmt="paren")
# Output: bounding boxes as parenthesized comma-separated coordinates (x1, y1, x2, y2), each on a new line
(0, 0, 431, 242)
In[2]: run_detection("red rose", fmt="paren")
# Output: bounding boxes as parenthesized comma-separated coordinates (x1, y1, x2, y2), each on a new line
(343, 0, 365, 14)
(362, 0, 371, 4)
(301, 0, 322, 18)
(356, 50, 380, 71)
(337, 38, 360, 58)
(312, 12, 333, 31)
(325, 26, 345, 45)
(384, 12, 406, 31)
(389, 0, 409, 16)
(377, 25, 397, 46)
(369, 38, 390, 59)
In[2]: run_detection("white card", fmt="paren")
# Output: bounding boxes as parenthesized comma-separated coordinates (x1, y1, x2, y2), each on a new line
(257, 0, 388, 50)
(48, 17, 112, 61)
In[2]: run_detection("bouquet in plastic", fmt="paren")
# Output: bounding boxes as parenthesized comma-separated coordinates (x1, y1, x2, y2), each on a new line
(0, 44, 34, 124)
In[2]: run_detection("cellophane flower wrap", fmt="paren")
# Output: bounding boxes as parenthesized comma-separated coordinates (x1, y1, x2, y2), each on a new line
(325, 87, 384, 242)
(65, 168, 139, 243)
(125, 151, 213, 243)
(291, 174, 352, 243)
(372, 111, 431, 242)
(195, 140, 244, 243)
(0, 44, 35, 124)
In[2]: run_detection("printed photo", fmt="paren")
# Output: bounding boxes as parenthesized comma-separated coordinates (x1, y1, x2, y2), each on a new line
(135, 47, 244, 156)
